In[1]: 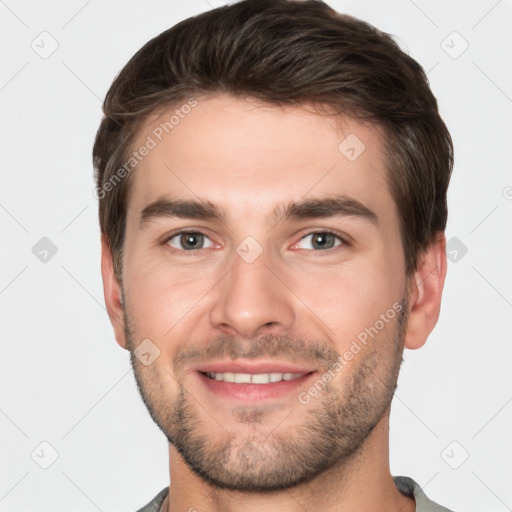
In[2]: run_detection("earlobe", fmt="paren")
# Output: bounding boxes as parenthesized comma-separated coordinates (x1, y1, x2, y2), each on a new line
(100, 235, 127, 349)
(404, 232, 447, 350)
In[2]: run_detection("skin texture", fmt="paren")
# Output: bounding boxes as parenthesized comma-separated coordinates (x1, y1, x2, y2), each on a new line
(101, 94, 447, 512)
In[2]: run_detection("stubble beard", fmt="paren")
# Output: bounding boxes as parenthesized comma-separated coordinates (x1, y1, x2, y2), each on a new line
(125, 295, 409, 492)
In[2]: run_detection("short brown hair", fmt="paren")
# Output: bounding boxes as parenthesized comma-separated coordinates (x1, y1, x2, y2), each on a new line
(93, 0, 453, 280)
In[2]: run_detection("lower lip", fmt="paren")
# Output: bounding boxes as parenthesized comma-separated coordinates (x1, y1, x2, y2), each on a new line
(196, 371, 317, 402)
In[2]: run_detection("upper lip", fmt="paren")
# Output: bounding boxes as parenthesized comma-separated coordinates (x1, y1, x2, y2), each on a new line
(192, 359, 317, 375)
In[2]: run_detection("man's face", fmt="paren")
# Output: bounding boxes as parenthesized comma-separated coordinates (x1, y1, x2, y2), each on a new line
(119, 94, 410, 491)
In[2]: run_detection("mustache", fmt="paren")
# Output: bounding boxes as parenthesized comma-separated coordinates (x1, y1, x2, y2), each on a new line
(172, 333, 341, 373)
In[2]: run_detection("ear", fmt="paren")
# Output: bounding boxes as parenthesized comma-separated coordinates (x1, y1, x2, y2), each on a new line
(100, 235, 127, 349)
(404, 232, 448, 350)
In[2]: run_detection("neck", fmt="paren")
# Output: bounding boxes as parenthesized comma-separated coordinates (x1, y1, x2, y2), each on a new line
(161, 411, 415, 512)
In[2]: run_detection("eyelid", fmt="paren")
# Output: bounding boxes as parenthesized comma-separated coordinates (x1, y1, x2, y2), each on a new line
(162, 227, 213, 242)
(161, 227, 351, 255)
(290, 229, 350, 251)
(162, 228, 217, 254)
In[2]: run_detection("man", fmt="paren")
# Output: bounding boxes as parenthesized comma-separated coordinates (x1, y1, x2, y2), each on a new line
(93, 1, 454, 510)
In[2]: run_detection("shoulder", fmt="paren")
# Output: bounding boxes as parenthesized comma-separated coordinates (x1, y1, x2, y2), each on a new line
(393, 476, 455, 512)
(133, 487, 168, 512)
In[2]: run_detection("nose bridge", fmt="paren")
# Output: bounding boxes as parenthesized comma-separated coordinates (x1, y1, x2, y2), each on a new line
(209, 241, 295, 338)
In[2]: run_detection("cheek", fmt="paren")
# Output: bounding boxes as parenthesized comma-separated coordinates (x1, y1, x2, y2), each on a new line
(286, 256, 402, 345)
(123, 259, 215, 343)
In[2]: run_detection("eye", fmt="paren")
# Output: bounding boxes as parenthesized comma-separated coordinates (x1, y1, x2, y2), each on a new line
(295, 231, 345, 251)
(166, 231, 214, 251)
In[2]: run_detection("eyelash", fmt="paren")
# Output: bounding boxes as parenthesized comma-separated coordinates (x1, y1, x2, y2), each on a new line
(292, 230, 350, 255)
(163, 230, 216, 258)
(162, 229, 350, 256)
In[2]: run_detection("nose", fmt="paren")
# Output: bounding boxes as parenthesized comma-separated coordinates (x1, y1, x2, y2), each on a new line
(209, 246, 295, 339)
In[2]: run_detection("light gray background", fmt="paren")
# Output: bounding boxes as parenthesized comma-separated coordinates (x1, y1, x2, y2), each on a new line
(1, 1, 511, 510)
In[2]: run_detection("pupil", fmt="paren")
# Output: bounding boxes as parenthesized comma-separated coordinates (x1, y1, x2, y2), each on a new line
(182, 233, 202, 249)
(313, 233, 334, 249)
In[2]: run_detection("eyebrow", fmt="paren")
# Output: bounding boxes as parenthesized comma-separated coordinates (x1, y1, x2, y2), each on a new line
(139, 194, 379, 229)
(140, 198, 224, 228)
(274, 195, 379, 227)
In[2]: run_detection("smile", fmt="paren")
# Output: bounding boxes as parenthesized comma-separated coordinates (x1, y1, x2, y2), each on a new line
(196, 369, 317, 402)
(202, 371, 306, 384)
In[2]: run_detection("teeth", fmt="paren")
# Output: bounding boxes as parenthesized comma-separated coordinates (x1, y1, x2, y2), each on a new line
(205, 372, 305, 384)
(269, 373, 283, 382)
(234, 373, 252, 384)
(250, 373, 269, 384)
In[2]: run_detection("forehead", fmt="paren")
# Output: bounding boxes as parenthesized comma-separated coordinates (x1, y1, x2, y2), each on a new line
(126, 93, 397, 227)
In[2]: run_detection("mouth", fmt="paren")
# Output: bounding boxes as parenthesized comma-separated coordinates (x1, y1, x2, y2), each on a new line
(201, 371, 307, 384)
(192, 360, 318, 402)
